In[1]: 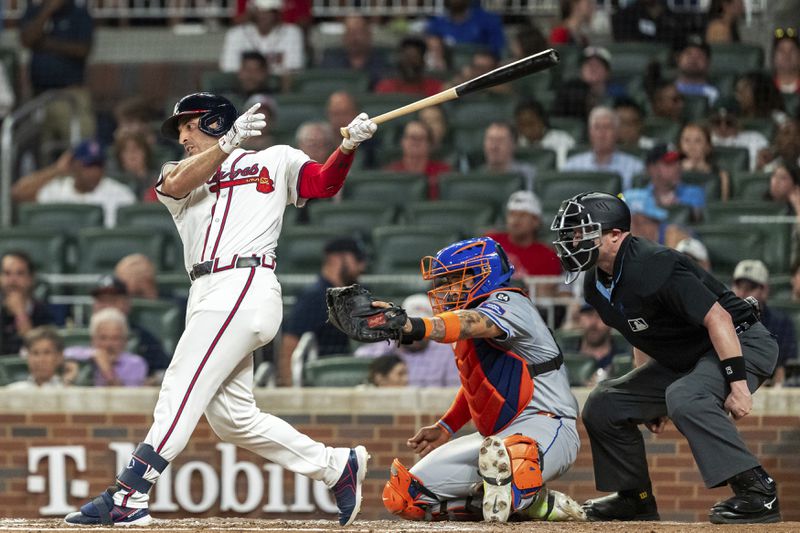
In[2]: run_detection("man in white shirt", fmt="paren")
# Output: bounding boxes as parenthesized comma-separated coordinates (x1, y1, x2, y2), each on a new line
(11, 139, 136, 227)
(563, 106, 644, 190)
(219, 0, 304, 81)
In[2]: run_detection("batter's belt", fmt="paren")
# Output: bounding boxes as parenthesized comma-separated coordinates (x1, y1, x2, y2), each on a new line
(189, 255, 275, 281)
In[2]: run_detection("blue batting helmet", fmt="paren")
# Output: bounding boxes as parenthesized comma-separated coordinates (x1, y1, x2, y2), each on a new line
(421, 237, 514, 313)
(160, 92, 237, 140)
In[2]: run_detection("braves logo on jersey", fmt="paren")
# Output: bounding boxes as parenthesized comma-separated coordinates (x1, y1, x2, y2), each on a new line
(209, 166, 274, 194)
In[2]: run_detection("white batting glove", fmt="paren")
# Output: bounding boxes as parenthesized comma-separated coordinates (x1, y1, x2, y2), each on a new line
(341, 113, 377, 151)
(218, 103, 267, 154)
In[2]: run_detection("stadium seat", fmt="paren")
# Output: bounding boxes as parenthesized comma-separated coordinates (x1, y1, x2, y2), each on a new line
(403, 201, 495, 235)
(0, 228, 69, 274)
(357, 93, 417, 125)
(731, 171, 770, 199)
(272, 94, 325, 133)
(278, 226, 359, 274)
(605, 42, 670, 81)
(770, 274, 793, 301)
(643, 117, 681, 145)
(17, 203, 104, 234)
(303, 355, 371, 387)
(343, 172, 428, 206)
(362, 277, 430, 302)
(452, 125, 489, 154)
(535, 171, 622, 206)
(156, 272, 191, 300)
(704, 201, 779, 224)
(291, 68, 370, 95)
(681, 171, 721, 202)
(741, 117, 775, 140)
(713, 146, 750, 174)
(562, 353, 596, 387)
(438, 172, 524, 210)
(307, 201, 397, 238)
(371, 226, 459, 274)
(76, 227, 167, 274)
(692, 224, 765, 276)
(0, 357, 29, 386)
(450, 42, 491, 71)
(610, 355, 634, 378)
(549, 116, 586, 143)
(552, 45, 581, 85)
(682, 94, 709, 122)
(129, 299, 183, 355)
(449, 96, 516, 128)
(665, 204, 693, 225)
(59, 328, 91, 348)
(200, 71, 238, 94)
(709, 43, 764, 77)
(514, 146, 557, 171)
(116, 204, 181, 269)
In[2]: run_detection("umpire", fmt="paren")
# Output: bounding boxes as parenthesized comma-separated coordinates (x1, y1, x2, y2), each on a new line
(550, 192, 780, 524)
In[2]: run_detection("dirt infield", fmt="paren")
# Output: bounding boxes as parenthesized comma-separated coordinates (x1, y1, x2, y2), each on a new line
(2, 518, 799, 532)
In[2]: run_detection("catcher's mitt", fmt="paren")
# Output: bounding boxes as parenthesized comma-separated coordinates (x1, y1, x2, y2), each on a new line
(326, 284, 408, 343)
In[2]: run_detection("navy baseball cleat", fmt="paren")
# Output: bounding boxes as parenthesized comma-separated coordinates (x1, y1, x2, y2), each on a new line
(332, 446, 369, 526)
(64, 488, 152, 526)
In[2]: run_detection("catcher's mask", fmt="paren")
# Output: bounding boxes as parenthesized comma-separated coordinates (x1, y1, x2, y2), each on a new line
(160, 92, 237, 140)
(550, 192, 630, 284)
(421, 237, 514, 314)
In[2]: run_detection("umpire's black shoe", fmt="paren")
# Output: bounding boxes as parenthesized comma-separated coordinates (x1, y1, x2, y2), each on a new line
(709, 467, 781, 524)
(583, 489, 660, 521)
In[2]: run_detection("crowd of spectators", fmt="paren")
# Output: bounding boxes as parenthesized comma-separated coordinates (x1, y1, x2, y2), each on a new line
(2, 0, 800, 389)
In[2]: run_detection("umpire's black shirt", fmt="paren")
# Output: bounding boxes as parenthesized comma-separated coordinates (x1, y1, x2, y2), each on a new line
(584, 235, 752, 372)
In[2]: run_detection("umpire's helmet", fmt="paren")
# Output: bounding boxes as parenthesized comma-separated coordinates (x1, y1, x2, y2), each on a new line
(160, 92, 237, 140)
(550, 192, 630, 283)
(421, 237, 514, 314)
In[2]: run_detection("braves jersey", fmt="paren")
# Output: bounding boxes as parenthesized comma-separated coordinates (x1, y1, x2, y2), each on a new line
(156, 146, 309, 272)
(476, 290, 578, 419)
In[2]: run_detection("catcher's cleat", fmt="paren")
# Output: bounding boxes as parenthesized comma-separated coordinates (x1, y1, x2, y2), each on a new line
(527, 488, 587, 521)
(480, 436, 513, 522)
(583, 490, 660, 521)
(332, 446, 369, 526)
(709, 467, 781, 524)
(64, 488, 152, 526)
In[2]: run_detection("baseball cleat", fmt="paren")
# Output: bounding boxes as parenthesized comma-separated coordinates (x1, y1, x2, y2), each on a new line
(534, 488, 587, 521)
(479, 436, 513, 522)
(332, 446, 369, 526)
(64, 489, 152, 526)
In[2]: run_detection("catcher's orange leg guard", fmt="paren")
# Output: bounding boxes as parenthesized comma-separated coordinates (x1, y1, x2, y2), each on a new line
(504, 434, 543, 500)
(383, 459, 437, 520)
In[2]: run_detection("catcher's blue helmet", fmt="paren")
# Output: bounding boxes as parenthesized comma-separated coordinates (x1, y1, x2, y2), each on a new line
(160, 92, 237, 140)
(421, 237, 514, 313)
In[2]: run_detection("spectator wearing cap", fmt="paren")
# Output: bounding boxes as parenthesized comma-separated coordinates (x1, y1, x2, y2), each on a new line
(64, 307, 148, 387)
(772, 27, 800, 95)
(513, 100, 576, 170)
(579, 46, 627, 102)
(549, 0, 594, 47)
(220, 0, 304, 90)
(7, 326, 66, 389)
(1, 251, 55, 356)
(424, 0, 505, 59)
(614, 97, 655, 150)
(710, 105, 769, 172)
(563, 106, 645, 190)
(375, 37, 444, 97)
(279, 237, 368, 386)
(485, 191, 562, 280)
(355, 294, 460, 387)
(11, 140, 136, 228)
(732, 259, 797, 386)
(624, 188, 691, 248)
(561, 303, 630, 385)
(478, 122, 536, 189)
(320, 15, 387, 89)
(676, 237, 712, 271)
(635, 144, 706, 222)
(91, 276, 170, 382)
(675, 35, 720, 105)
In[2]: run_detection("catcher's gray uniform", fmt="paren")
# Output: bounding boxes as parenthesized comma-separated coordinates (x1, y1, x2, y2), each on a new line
(411, 290, 580, 501)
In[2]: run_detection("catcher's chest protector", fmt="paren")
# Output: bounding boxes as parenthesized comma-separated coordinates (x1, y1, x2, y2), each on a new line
(455, 338, 534, 436)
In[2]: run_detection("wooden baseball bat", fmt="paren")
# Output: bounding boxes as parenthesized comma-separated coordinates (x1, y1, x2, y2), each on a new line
(340, 48, 560, 138)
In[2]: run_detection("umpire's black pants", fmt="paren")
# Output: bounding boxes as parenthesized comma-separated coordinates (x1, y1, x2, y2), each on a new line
(581, 323, 777, 491)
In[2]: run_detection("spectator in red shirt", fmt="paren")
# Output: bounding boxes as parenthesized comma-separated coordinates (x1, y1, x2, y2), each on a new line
(549, 0, 595, 47)
(375, 37, 444, 97)
(384, 120, 451, 199)
(485, 190, 562, 278)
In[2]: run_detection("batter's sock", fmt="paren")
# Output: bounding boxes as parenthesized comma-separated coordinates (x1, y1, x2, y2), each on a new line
(112, 443, 169, 509)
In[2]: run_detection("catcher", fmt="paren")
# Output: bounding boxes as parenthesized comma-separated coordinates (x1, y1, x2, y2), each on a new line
(327, 237, 585, 522)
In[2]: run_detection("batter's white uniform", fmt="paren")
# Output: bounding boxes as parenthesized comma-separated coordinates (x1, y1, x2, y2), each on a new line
(119, 145, 352, 505)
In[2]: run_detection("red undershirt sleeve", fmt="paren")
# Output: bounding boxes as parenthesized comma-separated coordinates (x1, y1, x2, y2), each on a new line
(438, 387, 471, 435)
(297, 147, 355, 199)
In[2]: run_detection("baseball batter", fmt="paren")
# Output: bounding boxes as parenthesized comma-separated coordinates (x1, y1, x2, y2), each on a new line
(350, 237, 585, 522)
(65, 92, 376, 527)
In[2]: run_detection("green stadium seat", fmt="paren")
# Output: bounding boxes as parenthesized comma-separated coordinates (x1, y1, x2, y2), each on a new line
(692, 224, 765, 277)
(741, 117, 775, 140)
(272, 94, 325, 134)
(438, 173, 524, 210)
(449, 97, 516, 128)
(770, 274, 793, 301)
(76, 227, 167, 274)
(303, 355, 371, 387)
(278, 226, 358, 274)
(514, 147, 557, 170)
(156, 272, 191, 300)
(116, 204, 181, 270)
(643, 117, 681, 145)
(550, 116, 586, 143)
(450, 43, 490, 71)
(713, 146, 750, 174)
(453, 125, 489, 154)
(129, 299, 183, 355)
(552, 45, 581, 85)
(357, 94, 417, 125)
(681, 171, 721, 202)
(17, 203, 104, 234)
(343, 173, 428, 205)
(704, 201, 779, 224)
(291, 68, 370, 95)
(307, 201, 397, 237)
(682, 94, 709, 122)
(59, 328, 91, 348)
(200, 71, 238, 94)
(0, 228, 69, 274)
(563, 353, 596, 387)
(535, 171, 622, 206)
(610, 355, 634, 378)
(0, 357, 29, 386)
(709, 43, 764, 77)
(605, 42, 670, 80)
(665, 204, 693, 225)
(371, 226, 459, 274)
(731, 171, 769, 200)
(403, 201, 495, 235)
(361, 277, 430, 302)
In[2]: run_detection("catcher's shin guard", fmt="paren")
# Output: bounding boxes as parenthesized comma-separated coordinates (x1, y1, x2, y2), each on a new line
(479, 434, 543, 522)
(383, 459, 435, 520)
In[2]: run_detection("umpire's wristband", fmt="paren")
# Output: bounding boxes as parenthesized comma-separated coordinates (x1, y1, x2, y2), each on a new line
(720, 356, 747, 383)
